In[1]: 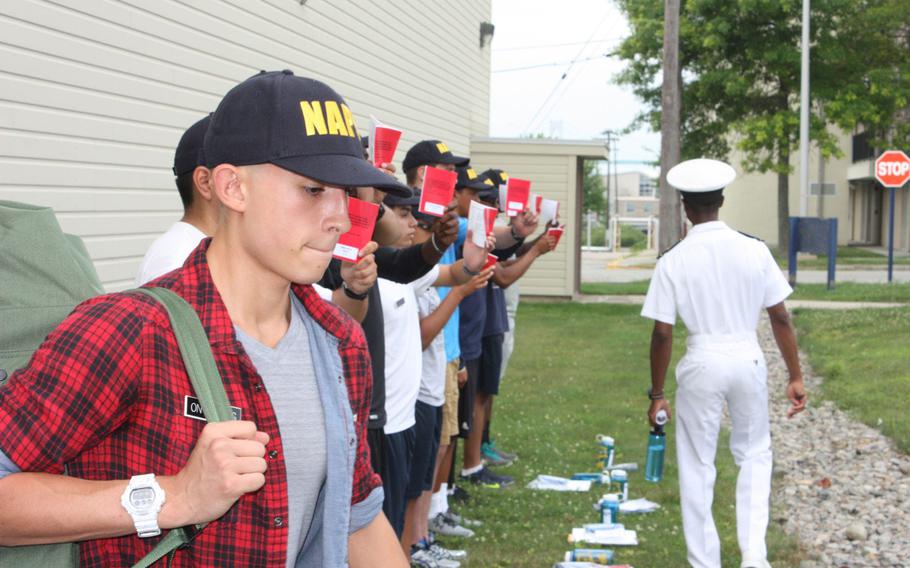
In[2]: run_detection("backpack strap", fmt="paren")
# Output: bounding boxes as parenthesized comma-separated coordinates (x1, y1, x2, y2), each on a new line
(130, 287, 235, 567)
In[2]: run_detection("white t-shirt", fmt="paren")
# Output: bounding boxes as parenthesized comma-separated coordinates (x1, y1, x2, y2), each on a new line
(641, 221, 792, 335)
(380, 266, 440, 434)
(135, 221, 207, 285)
(416, 281, 446, 407)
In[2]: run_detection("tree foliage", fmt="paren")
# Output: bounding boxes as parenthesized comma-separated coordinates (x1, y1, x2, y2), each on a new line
(583, 159, 606, 216)
(615, 0, 910, 247)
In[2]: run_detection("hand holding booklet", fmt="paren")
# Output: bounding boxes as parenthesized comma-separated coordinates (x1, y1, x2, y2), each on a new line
(468, 200, 497, 248)
(369, 117, 403, 168)
(547, 224, 565, 250)
(333, 198, 379, 262)
(419, 166, 457, 217)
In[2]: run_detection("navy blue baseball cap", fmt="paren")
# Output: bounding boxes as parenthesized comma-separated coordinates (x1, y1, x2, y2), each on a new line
(402, 140, 469, 173)
(383, 189, 420, 208)
(456, 166, 491, 191)
(204, 70, 411, 196)
(173, 115, 211, 176)
(481, 168, 509, 187)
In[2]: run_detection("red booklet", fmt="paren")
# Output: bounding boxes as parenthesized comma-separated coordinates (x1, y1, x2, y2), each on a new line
(468, 200, 497, 247)
(546, 225, 565, 250)
(370, 118, 403, 168)
(333, 198, 379, 262)
(483, 253, 498, 271)
(505, 178, 531, 217)
(419, 166, 457, 217)
(530, 193, 543, 215)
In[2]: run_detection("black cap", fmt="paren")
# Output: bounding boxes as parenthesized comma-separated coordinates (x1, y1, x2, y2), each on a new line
(402, 140, 469, 173)
(204, 70, 411, 196)
(383, 189, 420, 208)
(173, 115, 211, 176)
(455, 166, 490, 191)
(481, 168, 509, 187)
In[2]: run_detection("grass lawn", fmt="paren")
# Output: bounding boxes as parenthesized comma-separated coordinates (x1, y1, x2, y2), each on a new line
(793, 306, 910, 453)
(581, 280, 910, 303)
(453, 302, 802, 567)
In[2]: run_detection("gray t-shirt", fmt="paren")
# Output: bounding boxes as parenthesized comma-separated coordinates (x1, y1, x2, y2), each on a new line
(235, 295, 327, 568)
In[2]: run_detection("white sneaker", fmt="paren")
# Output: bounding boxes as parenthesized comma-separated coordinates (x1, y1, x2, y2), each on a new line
(410, 548, 440, 568)
(429, 512, 475, 538)
(428, 541, 467, 561)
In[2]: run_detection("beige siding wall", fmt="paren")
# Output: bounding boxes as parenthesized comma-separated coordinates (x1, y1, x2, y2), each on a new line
(470, 138, 606, 298)
(721, 130, 853, 246)
(0, 0, 491, 290)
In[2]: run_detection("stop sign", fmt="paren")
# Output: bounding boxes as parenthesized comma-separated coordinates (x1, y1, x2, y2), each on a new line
(875, 150, 910, 188)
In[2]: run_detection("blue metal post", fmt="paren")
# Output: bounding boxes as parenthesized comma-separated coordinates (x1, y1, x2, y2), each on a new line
(888, 188, 896, 283)
(788, 217, 799, 287)
(827, 218, 837, 290)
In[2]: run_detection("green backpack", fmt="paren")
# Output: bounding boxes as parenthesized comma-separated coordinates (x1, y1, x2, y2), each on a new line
(0, 201, 232, 567)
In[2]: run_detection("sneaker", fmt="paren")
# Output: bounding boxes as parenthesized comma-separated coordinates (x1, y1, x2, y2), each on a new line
(488, 438, 518, 461)
(443, 509, 482, 528)
(449, 484, 470, 503)
(481, 442, 512, 466)
(429, 512, 475, 538)
(410, 548, 440, 568)
(419, 542, 461, 567)
(461, 466, 514, 488)
(428, 541, 467, 561)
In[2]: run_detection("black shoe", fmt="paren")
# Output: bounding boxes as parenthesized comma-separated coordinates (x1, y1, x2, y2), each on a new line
(461, 466, 514, 489)
(449, 484, 471, 503)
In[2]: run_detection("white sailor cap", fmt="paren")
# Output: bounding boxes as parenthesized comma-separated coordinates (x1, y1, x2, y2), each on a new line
(666, 158, 736, 193)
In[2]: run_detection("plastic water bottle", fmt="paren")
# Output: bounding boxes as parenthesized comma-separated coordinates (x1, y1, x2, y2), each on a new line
(595, 434, 615, 469)
(564, 548, 615, 563)
(645, 410, 668, 483)
(609, 469, 628, 501)
(599, 493, 620, 524)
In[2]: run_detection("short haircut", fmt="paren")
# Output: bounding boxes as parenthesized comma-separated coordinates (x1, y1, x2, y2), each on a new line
(683, 193, 724, 215)
(175, 172, 195, 209)
(405, 167, 420, 187)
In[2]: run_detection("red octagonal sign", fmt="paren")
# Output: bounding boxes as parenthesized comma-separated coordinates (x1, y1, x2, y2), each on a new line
(875, 150, 910, 188)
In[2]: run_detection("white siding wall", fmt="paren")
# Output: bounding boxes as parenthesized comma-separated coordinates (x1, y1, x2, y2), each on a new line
(0, 0, 492, 290)
(471, 138, 607, 298)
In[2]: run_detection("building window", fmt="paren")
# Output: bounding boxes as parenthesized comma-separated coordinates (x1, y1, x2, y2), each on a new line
(639, 180, 656, 197)
(852, 131, 874, 163)
(809, 182, 836, 196)
(625, 203, 635, 213)
(643, 204, 652, 214)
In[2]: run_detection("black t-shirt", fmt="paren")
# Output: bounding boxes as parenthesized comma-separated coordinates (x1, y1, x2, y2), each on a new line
(319, 243, 433, 429)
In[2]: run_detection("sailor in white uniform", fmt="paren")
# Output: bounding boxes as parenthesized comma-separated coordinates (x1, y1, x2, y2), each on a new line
(641, 159, 808, 568)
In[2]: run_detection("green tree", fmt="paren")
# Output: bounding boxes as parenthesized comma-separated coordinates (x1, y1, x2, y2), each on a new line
(583, 159, 606, 216)
(615, 0, 910, 251)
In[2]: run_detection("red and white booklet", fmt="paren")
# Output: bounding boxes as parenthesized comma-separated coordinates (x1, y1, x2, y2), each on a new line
(540, 198, 560, 224)
(369, 117, 403, 168)
(505, 178, 531, 217)
(483, 253, 498, 271)
(468, 200, 497, 248)
(333, 197, 379, 262)
(419, 166, 457, 217)
(529, 193, 544, 215)
(546, 224, 565, 250)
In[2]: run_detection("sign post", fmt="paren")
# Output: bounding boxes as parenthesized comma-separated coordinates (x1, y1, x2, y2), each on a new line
(874, 150, 910, 283)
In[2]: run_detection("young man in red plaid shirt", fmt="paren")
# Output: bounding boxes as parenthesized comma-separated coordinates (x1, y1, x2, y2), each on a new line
(0, 70, 408, 567)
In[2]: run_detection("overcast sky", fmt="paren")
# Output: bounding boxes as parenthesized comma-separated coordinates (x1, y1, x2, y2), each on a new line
(489, 0, 660, 175)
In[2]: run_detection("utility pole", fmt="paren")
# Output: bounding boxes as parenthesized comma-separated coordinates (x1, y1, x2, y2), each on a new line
(798, 0, 811, 218)
(658, 0, 682, 252)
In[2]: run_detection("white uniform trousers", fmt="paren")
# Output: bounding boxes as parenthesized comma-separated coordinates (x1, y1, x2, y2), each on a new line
(675, 334, 773, 568)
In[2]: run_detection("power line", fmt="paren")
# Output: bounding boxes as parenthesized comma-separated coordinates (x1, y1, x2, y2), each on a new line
(492, 53, 611, 74)
(522, 11, 612, 135)
(493, 38, 624, 52)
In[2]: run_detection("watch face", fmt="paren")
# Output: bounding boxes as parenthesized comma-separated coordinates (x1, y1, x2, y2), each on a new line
(129, 487, 156, 511)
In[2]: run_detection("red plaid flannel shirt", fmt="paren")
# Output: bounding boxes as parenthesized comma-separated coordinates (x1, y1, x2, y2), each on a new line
(0, 241, 380, 567)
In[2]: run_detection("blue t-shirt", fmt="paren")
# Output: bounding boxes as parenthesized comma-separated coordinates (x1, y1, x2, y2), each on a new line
(437, 218, 467, 362)
(483, 283, 509, 337)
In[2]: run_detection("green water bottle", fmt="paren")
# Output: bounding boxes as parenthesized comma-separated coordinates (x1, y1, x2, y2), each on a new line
(644, 409, 668, 483)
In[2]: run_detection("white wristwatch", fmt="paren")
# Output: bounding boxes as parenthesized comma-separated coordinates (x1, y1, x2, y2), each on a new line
(121, 473, 166, 538)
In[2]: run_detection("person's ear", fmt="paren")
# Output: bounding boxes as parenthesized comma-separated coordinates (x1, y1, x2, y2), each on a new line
(193, 166, 214, 202)
(211, 164, 247, 213)
(417, 165, 427, 186)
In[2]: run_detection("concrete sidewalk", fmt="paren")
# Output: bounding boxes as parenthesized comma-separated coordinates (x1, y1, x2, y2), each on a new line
(577, 294, 905, 310)
(582, 250, 910, 284)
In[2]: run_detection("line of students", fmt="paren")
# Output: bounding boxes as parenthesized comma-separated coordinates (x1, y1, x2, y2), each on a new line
(0, 70, 554, 567)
